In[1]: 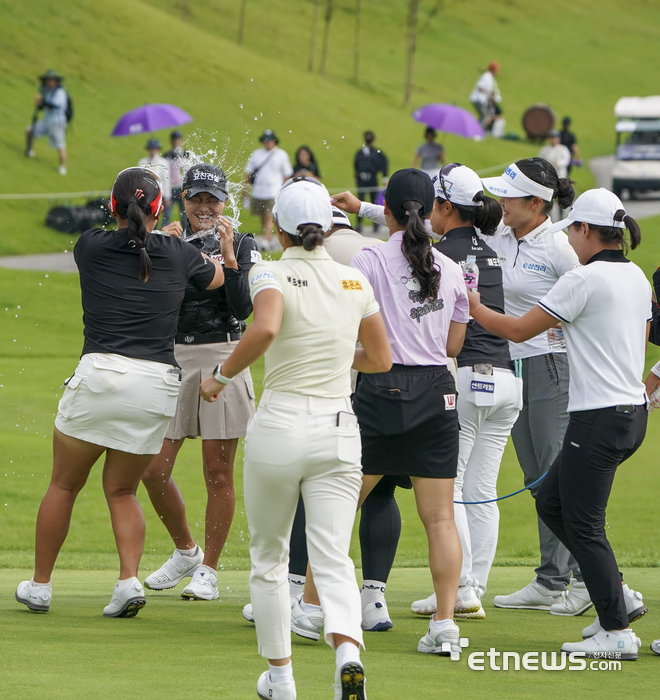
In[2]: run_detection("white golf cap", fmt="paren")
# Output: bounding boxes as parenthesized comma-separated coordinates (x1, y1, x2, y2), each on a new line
(482, 163, 555, 201)
(273, 178, 333, 235)
(331, 206, 352, 227)
(432, 164, 485, 207)
(547, 188, 626, 233)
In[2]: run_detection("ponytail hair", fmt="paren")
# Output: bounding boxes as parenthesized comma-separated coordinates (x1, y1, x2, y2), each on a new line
(396, 200, 441, 302)
(451, 190, 502, 236)
(111, 168, 161, 282)
(516, 157, 575, 214)
(575, 209, 642, 253)
(286, 223, 324, 251)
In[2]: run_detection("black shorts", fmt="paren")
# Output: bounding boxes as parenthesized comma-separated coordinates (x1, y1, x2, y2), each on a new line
(354, 364, 459, 480)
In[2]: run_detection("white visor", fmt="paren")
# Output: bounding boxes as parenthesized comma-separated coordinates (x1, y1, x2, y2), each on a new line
(482, 163, 555, 201)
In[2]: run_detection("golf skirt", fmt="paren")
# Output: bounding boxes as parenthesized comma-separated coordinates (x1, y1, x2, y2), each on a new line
(55, 352, 182, 455)
(164, 342, 255, 440)
(354, 364, 459, 480)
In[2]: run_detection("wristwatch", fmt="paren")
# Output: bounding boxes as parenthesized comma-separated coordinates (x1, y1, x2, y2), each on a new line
(212, 364, 234, 385)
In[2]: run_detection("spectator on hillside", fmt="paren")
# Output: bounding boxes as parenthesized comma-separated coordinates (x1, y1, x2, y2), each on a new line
(560, 117, 581, 175)
(164, 130, 186, 225)
(354, 131, 388, 232)
(470, 62, 503, 136)
(412, 127, 445, 177)
(245, 129, 293, 251)
(292, 145, 321, 179)
(26, 69, 69, 175)
(138, 138, 172, 214)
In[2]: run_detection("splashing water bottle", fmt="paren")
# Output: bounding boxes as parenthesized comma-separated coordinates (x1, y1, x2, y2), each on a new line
(461, 255, 479, 291)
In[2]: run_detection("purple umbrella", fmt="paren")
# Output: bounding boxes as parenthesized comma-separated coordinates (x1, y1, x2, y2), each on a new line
(412, 103, 484, 140)
(111, 104, 193, 137)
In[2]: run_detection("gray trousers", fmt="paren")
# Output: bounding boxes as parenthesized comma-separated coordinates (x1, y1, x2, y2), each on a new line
(511, 353, 581, 590)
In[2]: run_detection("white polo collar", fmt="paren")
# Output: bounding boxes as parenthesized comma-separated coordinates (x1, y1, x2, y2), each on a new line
(508, 217, 553, 247)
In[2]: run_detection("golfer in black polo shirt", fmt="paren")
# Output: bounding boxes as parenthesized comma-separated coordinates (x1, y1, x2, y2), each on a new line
(15, 167, 223, 619)
(468, 189, 651, 659)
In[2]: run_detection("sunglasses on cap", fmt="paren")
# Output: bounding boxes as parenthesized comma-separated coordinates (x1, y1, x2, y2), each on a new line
(279, 175, 325, 191)
(436, 162, 464, 203)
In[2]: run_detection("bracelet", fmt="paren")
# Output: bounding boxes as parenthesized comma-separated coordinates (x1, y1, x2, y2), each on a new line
(212, 364, 234, 385)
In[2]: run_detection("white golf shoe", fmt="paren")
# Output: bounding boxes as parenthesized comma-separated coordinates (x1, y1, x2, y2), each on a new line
(181, 565, 219, 600)
(550, 578, 592, 616)
(144, 546, 203, 590)
(562, 628, 641, 660)
(492, 578, 566, 611)
(103, 577, 146, 618)
(242, 602, 256, 623)
(290, 594, 324, 641)
(417, 620, 462, 657)
(651, 639, 660, 656)
(361, 600, 393, 631)
(15, 579, 51, 613)
(411, 581, 485, 619)
(256, 671, 297, 700)
(455, 581, 485, 619)
(582, 583, 647, 638)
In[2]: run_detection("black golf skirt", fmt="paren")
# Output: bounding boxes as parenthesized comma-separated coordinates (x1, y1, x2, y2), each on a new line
(354, 364, 459, 481)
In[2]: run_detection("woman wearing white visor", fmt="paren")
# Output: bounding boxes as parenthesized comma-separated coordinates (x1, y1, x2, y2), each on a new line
(468, 188, 651, 659)
(479, 158, 589, 614)
(200, 177, 391, 700)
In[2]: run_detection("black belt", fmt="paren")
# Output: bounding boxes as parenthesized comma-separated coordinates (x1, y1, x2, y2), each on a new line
(175, 331, 242, 345)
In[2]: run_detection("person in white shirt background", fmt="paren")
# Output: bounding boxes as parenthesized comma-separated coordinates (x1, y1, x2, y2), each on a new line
(468, 188, 651, 660)
(200, 177, 391, 700)
(538, 131, 572, 218)
(138, 138, 172, 216)
(479, 158, 590, 613)
(245, 129, 294, 251)
(469, 62, 504, 136)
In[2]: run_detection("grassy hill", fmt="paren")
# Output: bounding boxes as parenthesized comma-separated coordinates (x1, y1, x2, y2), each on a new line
(2, 0, 660, 254)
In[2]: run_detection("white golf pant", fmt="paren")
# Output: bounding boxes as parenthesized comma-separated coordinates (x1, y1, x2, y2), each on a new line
(243, 389, 364, 659)
(454, 366, 522, 593)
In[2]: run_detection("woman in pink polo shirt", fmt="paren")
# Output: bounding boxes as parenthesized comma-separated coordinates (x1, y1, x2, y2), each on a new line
(350, 168, 470, 657)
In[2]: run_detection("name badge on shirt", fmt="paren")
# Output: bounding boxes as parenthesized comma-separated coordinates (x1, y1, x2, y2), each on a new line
(341, 280, 363, 291)
(470, 380, 495, 394)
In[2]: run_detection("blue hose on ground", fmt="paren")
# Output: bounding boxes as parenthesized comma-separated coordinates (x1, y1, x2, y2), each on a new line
(454, 473, 546, 505)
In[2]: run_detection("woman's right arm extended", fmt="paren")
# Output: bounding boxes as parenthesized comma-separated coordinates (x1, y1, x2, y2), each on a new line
(353, 312, 392, 374)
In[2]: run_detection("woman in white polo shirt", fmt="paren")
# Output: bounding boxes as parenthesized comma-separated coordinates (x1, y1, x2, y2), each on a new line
(200, 177, 391, 700)
(468, 188, 651, 660)
(479, 157, 587, 613)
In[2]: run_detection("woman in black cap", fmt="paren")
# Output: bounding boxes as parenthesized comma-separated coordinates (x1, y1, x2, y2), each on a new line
(349, 168, 469, 657)
(142, 163, 261, 603)
(15, 167, 223, 618)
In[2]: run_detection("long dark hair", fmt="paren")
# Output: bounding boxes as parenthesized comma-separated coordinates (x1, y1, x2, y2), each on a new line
(393, 201, 440, 302)
(450, 191, 502, 236)
(111, 168, 161, 282)
(516, 157, 575, 214)
(576, 210, 642, 253)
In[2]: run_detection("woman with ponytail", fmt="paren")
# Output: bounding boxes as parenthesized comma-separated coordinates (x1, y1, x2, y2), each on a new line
(15, 167, 224, 620)
(343, 168, 470, 658)
(200, 177, 391, 700)
(410, 164, 521, 620)
(478, 157, 590, 614)
(468, 188, 652, 660)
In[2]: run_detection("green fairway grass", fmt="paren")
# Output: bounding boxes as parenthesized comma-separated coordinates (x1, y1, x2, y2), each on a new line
(2, 0, 660, 256)
(2, 567, 659, 699)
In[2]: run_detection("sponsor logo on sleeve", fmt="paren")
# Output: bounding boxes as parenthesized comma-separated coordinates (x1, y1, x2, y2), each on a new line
(341, 279, 363, 291)
(251, 271, 278, 283)
(250, 249, 263, 263)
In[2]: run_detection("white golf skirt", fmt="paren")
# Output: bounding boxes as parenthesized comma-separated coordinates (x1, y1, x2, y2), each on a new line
(55, 353, 181, 455)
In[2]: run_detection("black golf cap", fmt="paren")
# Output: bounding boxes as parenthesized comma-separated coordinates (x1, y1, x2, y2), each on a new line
(383, 168, 434, 219)
(182, 163, 228, 202)
(259, 129, 278, 143)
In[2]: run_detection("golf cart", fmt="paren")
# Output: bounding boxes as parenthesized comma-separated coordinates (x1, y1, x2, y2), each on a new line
(612, 96, 660, 199)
